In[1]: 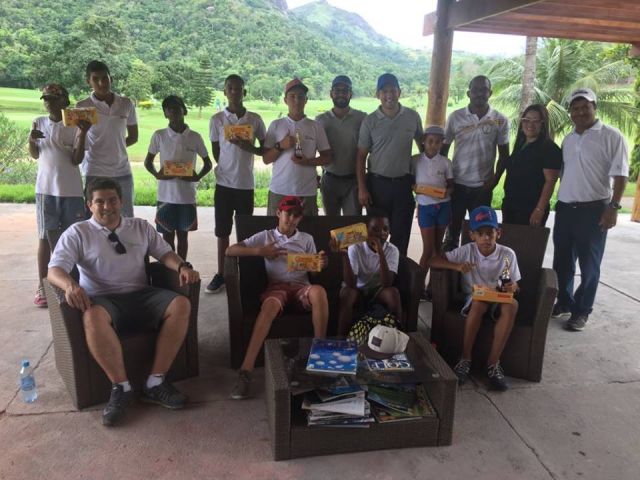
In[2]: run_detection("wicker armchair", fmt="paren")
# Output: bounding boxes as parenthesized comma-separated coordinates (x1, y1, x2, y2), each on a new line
(43, 262, 200, 409)
(430, 221, 557, 382)
(225, 215, 426, 369)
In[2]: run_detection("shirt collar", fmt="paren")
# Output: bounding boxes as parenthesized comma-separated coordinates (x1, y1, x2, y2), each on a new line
(286, 115, 306, 125)
(167, 125, 191, 137)
(466, 105, 494, 119)
(472, 242, 500, 260)
(375, 104, 405, 119)
(274, 227, 299, 241)
(328, 108, 352, 119)
(223, 107, 246, 122)
(89, 215, 126, 233)
(90, 92, 118, 106)
(572, 119, 602, 135)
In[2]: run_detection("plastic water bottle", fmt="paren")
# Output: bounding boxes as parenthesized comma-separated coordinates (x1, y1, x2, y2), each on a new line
(20, 360, 38, 403)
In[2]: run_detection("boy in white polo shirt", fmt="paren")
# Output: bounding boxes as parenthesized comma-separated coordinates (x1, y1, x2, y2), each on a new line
(226, 196, 329, 399)
(429, 206, 520, 391)
(145, 95, 212, 260)
(29, 83, 88, 307)
(77, 60, 138, 217)
(207, 74, 266, 294)
(263, 78, 332, 216)
(335, 215, 402, 335)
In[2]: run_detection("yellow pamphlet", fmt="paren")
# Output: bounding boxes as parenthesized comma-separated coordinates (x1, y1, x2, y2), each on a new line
(287, 253, 323, 272)
(62, 107, 98, 127)
(163, 160, 194, 177)
(330, 223, 368, 250)
(471, 285, 514, 304)
(224, 124, 254, 141)
(414, 184, 447, 199)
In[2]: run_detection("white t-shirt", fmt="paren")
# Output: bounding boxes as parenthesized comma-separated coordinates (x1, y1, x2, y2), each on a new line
(558, 120, 629, 203)
(49, 216, 173, 297)
(445, 243, 521, 295)
(77, 92, 137, 177)
(148, 126, 209, 204)
(347, 241, 399, 290)
(33, 116, 83, 197)
(209, 108, 266, 190)
(242, 228, 316, 285)
(264, 116, 330, 196)
(444, 106, 509, 187)
(414, 152, 454, 205)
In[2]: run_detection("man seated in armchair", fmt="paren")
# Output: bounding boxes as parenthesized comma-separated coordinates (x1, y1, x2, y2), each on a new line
(48, 178, 200, 427)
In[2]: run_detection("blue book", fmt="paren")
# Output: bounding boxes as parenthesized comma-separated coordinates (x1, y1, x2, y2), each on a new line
(305, 339, 358, 376)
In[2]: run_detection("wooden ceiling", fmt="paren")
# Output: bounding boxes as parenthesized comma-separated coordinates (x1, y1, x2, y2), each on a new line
(423, 0, 640, 46)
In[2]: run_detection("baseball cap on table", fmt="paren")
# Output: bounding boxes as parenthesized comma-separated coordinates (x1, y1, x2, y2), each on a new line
(376, 73, 400, 91)
(331, 75, 352, 89)
(359, 325, 409, 360)
(40, 83, 69, 99)
(569, 87, 597, 105)
(469, 206, 499, 231)
(424, 125, 445, 137)
(278, 195, 304, 213)
(285, 78, 309, 95)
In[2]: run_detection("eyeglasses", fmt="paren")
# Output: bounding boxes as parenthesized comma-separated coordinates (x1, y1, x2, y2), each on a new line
(108, 232, 127, 254)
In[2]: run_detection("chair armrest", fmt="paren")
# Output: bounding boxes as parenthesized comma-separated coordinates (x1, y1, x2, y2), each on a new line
(430, 268, 454, 344)
(147, 262, 198, 297)
(527, 267, 558, 381)
(225, 255, 245, 368)
(396, 256, 426, 332)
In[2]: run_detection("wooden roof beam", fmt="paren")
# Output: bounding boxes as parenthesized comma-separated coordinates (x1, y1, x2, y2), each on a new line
(457, 24, 640, 44)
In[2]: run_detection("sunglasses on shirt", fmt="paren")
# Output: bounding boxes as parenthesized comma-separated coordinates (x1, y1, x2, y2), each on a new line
(108, 232, 127, 254)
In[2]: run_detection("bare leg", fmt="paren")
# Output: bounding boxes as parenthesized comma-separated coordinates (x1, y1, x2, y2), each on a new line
(462, 301, 489, 360)
(217, 236, 229, 275)
(488, 300, 518, 365)
(150, 296, 191, 374)
(376, 287, 403, 326)
(83, 305, 127, 383)
(419, 227, 436, 273)
(307, 285, 329, 338)
(240, 298, 281, 372)
(338, 287, 358, 336)
(176, 231, 189, 260)
(163, 231, 176, 252)
(37, 239, 50, 284)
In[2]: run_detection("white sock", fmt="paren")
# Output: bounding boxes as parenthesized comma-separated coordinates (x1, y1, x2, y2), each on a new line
(118, 381, 132, 392)
(146, 374, 164, 389)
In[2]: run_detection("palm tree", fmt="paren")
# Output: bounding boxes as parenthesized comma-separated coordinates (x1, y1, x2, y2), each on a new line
(489, 38, 638, 138)
(519, 36, 538, 116)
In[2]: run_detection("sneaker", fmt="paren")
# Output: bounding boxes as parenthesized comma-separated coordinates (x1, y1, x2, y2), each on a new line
(453, 358, 471, 385)
(487, 362, 509, 391)
(564, 314, 588, 332)
(34, 287, 47, 308)
(551, 303, 571, 320)
(141, 381, 187, 410)
(102, 384, 135, 426)
(205, 274, 225, 294)
(230, 370, 252, 400)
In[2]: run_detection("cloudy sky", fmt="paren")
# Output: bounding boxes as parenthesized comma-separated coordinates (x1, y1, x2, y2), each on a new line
(287, 0, 526, 56)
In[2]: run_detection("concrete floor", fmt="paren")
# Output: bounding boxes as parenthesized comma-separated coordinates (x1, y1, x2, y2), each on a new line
(0, 204, 639, 480)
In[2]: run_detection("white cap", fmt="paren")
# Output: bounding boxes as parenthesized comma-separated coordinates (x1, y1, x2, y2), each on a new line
(359, 325, 409, 359)
(569, 88, 596, 105)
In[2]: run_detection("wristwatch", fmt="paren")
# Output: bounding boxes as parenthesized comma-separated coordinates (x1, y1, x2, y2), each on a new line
(608, 201, 622, 210)
(178, 261, 193, 273)
(275, 142, 283, 152)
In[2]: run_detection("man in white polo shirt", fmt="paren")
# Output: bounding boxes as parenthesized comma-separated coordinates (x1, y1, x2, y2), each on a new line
(48, 178, 200, 427)
(77, 60, 138, 217)
(207, 74, 266, 294)
(263, 78, 332, 216)
(442, 75, 510, 251)
(552, 88, 629, 332)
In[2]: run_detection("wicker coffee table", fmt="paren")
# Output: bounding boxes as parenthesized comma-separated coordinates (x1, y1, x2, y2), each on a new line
(264, 332, 457, 460)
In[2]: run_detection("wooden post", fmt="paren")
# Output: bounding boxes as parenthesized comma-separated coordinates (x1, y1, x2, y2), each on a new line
(426, 0, 454, 127)
(632, 174, 640, 222)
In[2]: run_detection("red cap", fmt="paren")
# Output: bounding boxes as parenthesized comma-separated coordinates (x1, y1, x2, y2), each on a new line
(278, 196, 304, 213)
(284, 78, 309, 95)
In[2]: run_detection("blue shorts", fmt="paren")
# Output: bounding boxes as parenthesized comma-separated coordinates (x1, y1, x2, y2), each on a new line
(35, 194, 85, 240)
(156, 202, 198, 234)
(418, 202, 451, 228)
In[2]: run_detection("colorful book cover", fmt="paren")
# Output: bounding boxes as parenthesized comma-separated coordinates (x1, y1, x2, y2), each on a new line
(414, 184, 447, 198)
(163, 160, 194, 177)
(330, 223, 368, 250)
(223, 124, 253, 141)
(305, 339, 358, 375)
(287, 253, 322, 272)
(61, 107, 98, 127)
(366, 353, 414, 372)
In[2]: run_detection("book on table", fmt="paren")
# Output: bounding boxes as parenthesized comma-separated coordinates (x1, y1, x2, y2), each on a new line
(365, 353, 414, 372)
(303, 385, 374, 427)
(366, 384, 436, 422)
(305, 339, 358, 376)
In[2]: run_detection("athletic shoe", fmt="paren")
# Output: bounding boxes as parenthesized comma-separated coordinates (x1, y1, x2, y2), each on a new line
(230, 370, 252, 400)
(34, 287, 47, 308)
(205, 274, 225, 293)
(564, 314, 588, 332)
(551, 303, 571, 320)
(487, 362, 509, 391)
(102, 384, 135, 426)
(453, 358, 471, 385)
(141, 381, 187, 409)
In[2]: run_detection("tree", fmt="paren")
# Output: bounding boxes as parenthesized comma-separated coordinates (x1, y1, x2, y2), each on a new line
(121, 59, 153, 104)
(188, 56, 213, 116)
(519, 37, 538, 116)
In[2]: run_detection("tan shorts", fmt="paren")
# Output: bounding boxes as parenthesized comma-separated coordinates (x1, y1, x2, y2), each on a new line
(261, 282, 313, 313)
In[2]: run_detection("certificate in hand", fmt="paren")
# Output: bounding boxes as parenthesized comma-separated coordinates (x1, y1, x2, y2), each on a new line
(224, 124, 253, 141)
(163, 160, 194, 177)
(62, 108, 98, 127)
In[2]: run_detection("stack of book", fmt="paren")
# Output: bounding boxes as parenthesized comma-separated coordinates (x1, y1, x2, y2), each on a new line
(368, 383, 436, 423)
(302, 378, 374, 427)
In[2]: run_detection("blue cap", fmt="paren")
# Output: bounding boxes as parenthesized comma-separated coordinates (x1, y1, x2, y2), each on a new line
(332, 75, 352, 89)
(423, 125, 445, 137)
(377, 73, 400, 91)
(469, 206, 499, 231)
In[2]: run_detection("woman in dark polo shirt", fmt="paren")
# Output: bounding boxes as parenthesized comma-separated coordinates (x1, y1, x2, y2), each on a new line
(502, 104, 561, 227)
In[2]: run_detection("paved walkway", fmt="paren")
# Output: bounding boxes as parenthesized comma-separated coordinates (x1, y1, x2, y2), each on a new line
(0, 204, 639, 480)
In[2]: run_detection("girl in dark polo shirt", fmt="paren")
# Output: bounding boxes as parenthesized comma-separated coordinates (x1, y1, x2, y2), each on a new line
(502, 104, 561, 227)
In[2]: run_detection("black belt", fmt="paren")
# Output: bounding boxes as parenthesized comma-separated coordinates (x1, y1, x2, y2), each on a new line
(369, 173, 413, 182)
(559, 199, 607, 209)
(324, 171, 356, 180)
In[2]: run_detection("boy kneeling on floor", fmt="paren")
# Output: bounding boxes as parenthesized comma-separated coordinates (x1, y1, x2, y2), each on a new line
(429, 206, 520, 391)
(226, 196, 329, 399)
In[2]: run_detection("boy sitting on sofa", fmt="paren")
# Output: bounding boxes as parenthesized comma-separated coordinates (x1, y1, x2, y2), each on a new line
(429, 206, 520, 391)
(226, 196, 329, 399)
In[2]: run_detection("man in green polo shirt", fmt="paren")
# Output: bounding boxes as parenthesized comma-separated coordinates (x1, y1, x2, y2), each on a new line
(316, 75, 366, 216)
(356, 73, 423, 255)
